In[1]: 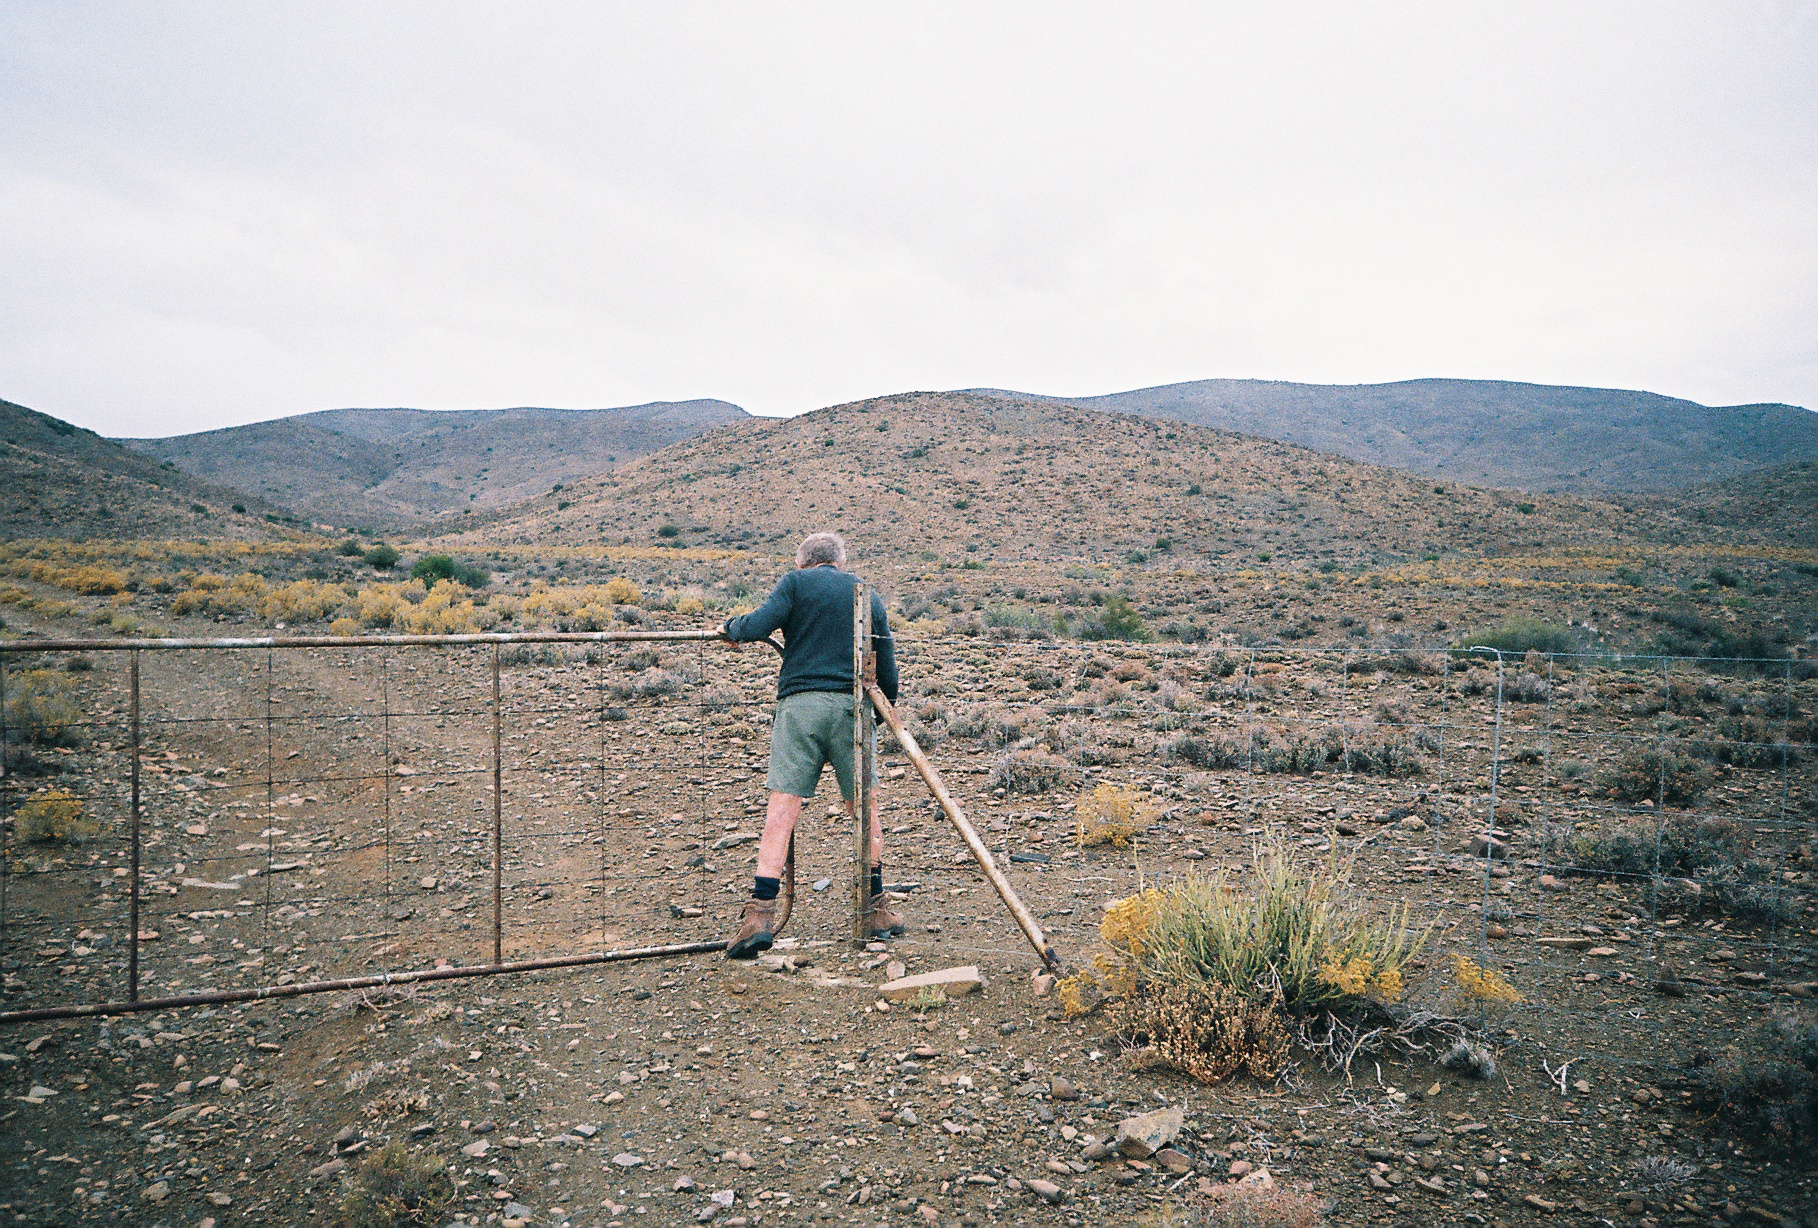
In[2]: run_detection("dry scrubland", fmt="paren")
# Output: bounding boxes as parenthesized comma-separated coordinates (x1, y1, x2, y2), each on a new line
(1, 391, 1816, 1228)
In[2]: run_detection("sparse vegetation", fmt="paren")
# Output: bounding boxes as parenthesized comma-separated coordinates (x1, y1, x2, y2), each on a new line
(4, 670, 81, 745)
(409, 554, 489, 588)
(1166, 724, 1428, 777)
(14, 790, 94, 844)
(1600, 746, 1712, 805)
(990, 748, 1080, 794)
(1061, 843, 1426, 1085)
(1144, 1186, 1328, 1228)
(1075, 595, 1149, 642)
(1450, 953, 1523, 1007)
(1687, 1009, 1818, 1142)
(335, 1139, 455, 1228)
(1455, 617, 1577, 657)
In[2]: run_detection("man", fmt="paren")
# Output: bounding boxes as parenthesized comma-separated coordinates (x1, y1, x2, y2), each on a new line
(720, 531, 901, 958)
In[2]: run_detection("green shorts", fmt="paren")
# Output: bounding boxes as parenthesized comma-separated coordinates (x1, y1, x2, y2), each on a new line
(767, 690, 876, 802)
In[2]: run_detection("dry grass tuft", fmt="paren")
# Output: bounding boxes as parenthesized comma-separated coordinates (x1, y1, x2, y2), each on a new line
(1063, 841, 1426, 1084)
(335, 1139, 455, 1228)
(990, 749, 1080, 795)
(1145, 1185, 1328, 1227)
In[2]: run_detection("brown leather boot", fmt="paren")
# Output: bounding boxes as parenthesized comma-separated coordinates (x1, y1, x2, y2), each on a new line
(865, 893, 905, 939)
(725, 899, 777, 959)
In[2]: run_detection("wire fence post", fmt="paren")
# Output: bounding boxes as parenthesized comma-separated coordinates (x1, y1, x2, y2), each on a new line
(491, 642, 504, 968)
(853, 581, 874, 942)
(1480, 648, 1505, 1021)
(128, 649, 141, 1004)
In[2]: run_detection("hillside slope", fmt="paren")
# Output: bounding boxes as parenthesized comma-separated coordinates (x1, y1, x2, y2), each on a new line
(444, 390, 1711, 568)
(970, 378, 1818, 493)
(1644, 459, 1817, 545)
(123, 400, 749, 530)
(1, 399, 283, 541)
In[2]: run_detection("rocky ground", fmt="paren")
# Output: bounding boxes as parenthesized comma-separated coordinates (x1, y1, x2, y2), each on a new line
(3, 602, 1816, 1228)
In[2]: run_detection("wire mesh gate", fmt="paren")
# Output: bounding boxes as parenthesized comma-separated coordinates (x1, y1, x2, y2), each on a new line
(0, 630, 783, 1023)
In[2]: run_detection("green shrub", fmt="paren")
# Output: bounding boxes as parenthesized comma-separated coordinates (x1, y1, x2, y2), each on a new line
(4, 670, 81, 746)
(363, 544, 400, 571)
(1688, 1010, 1818, 1143)
(1166, 724, 1427, 777)
(1548, 815, 1791, 922)
(409, 554, 489, 588)
(1600, 746, 1711, 805)
(336, 1139, 454, 1228)
(983, 606, 1045, 637)
(948, 704, 1040, 748)
(1078, 596, 1149, 641)
(1455, 618, 1577, 657)
(336, 539, 365, 556)
(16, 790, 94, 844)
(990, 749, 1080, 794)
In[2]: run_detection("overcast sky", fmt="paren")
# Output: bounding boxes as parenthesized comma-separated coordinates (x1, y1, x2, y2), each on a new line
(3, 3, 1814, 437)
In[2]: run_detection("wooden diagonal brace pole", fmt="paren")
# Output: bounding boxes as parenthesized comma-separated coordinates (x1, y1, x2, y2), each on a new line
(864, 683, 1071, 977)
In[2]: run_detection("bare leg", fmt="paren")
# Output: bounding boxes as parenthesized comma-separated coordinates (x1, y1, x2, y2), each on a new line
(756, 792, 804, 880)
(842, 795, 884, 868)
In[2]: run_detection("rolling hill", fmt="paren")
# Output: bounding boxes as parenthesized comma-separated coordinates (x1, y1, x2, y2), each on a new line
(0, 398, 284, 541)
(440, 390, 1716, 569)
(122, 400, 749, 530)
(969, 378, 1818, 494)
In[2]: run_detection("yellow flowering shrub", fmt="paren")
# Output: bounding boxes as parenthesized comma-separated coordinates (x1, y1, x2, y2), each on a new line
(1076, 783, 1150, 848)
(1450, 954, 1523, 1006)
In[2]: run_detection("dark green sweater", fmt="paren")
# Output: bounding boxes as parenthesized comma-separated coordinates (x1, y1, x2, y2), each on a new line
(722, 565, 899, 704)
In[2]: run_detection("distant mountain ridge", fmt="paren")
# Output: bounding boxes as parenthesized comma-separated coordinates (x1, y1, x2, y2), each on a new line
(122, 400, 749, 530)
(967, 378, 1817, 493)
(441, 390, 1711, 570)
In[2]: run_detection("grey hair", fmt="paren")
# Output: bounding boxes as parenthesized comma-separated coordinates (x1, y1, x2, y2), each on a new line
(795, 532, 847, 569)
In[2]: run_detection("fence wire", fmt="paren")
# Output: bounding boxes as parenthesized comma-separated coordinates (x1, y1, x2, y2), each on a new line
(1, 633, 1812, 1105)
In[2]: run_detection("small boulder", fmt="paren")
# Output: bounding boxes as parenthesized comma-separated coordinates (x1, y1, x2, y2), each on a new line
(1114, 1106, 1184, 1159)
(879, 966, 984, 1001)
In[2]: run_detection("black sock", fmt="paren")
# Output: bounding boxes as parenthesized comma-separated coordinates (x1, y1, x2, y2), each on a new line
(753, 876, 780, 902)
(869, 865, 883, 898)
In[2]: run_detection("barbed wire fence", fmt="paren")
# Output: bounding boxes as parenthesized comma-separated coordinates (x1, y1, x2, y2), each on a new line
(1, 630, 1812, 1109)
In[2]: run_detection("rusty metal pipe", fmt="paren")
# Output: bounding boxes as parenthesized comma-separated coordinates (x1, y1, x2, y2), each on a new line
(864, 684, 1070, 976)
(0, 939, 732, 1025)
(492, 642, 504, 966)
(0, 629, 736, 654)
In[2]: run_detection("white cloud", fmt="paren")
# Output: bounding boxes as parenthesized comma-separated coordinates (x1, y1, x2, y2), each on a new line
(2, 1, 1813, 435)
